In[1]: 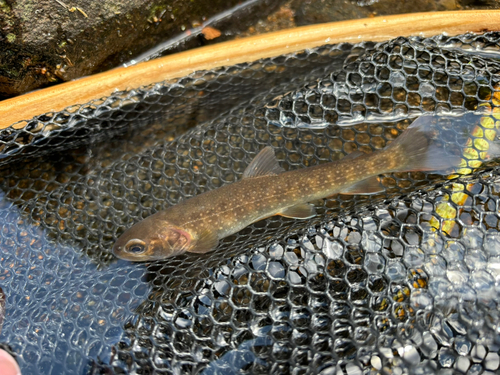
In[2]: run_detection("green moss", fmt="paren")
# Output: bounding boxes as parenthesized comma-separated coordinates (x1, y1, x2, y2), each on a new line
(0, 0, 14, 29)
(0, 0, 11, 13)
(18, 2, 35, 24)
(149, 4, 166, 18)
(6, 33, 15, 43)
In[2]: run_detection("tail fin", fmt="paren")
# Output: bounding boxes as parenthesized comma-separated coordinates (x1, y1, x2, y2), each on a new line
(386, 116, 460, 173)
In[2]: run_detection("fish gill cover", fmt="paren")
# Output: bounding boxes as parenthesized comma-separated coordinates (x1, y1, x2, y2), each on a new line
(0, 33, 500, 374)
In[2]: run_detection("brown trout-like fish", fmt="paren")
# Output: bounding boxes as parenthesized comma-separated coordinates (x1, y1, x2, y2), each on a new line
(112, 117, 470, 261)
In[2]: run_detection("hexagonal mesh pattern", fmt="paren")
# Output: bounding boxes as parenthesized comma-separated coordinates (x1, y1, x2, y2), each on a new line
(0, 33, 500, 374)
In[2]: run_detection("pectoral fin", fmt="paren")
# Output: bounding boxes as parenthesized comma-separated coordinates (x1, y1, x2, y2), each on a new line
(341, 176, 384, 195)
(243, 146, 285, 178)
(278, 203, 316, 219)
(190, 229, 220, 253)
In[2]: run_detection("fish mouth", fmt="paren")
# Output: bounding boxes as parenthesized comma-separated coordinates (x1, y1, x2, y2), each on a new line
(112, 244, 122, 256)
(113, 250, 171, 262)
(112, 244, 129, 260)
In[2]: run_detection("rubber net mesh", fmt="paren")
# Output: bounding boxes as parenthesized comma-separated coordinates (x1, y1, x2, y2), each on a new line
(0, 32, 500, 374)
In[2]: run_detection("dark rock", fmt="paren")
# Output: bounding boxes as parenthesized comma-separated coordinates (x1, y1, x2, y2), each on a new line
(0, 0, 280, 99)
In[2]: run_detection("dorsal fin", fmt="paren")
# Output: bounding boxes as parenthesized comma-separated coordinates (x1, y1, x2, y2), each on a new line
(243, 146, 285, 178)
(343, 150, 364, 161)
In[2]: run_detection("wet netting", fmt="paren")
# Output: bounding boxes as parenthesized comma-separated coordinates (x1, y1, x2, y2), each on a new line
(0, 32, 500, 374)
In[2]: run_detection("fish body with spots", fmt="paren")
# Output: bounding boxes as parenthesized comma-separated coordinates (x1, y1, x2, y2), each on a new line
(113, 117, 482, 261)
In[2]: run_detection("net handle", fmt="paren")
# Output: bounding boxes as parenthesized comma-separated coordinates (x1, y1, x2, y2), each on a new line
(0, 9, 499, 130)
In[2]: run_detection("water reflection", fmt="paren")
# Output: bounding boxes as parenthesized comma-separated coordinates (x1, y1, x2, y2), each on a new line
(201, 336, 272, 374)
(0, 191, 148, 373)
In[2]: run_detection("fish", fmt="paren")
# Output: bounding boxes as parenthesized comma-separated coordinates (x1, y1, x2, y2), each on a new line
(112, 116, 482, 261)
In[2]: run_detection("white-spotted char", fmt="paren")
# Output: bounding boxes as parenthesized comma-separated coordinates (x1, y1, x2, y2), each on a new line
(113, 116, 494, 261)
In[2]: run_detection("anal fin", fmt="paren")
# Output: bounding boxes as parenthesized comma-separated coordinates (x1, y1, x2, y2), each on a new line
(341, 176, 384, 195)
(278, 203, 316, 219)
(190, 229, 220, 254)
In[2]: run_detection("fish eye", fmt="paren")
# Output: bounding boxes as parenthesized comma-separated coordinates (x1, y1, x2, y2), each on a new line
(129, 245, 145, 254)
(125, 239, 147, 254)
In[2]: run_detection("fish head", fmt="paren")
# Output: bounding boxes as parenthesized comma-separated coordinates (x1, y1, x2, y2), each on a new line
(112, 216, 193, 261)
